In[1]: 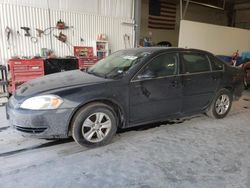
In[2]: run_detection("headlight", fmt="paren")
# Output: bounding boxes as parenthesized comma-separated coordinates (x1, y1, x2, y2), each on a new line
(20, 95, 63, 110)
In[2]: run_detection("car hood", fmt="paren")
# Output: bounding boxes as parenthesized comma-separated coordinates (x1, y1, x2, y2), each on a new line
(15, 70, 109, 98)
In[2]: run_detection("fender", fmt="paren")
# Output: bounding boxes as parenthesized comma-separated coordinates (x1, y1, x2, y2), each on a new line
(66, 97, 127, 136)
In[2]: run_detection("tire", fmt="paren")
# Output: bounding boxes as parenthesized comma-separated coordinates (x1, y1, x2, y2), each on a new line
(71, 103, 117, 147)
(206, 89, 233, 119)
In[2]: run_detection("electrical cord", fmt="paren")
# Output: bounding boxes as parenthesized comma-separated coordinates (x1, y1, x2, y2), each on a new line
(65, 42, 74, 56)
(30, 37, 38, 43)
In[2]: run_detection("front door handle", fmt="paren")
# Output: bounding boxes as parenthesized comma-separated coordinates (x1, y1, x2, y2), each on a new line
(135, 84, 142, 88)
(141, 87, 151, 97)
(212, 75, 218, 81)
(172, 80, 179, 87)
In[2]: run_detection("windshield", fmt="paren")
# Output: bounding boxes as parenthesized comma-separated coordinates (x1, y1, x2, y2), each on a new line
(87, 50, 151, 79)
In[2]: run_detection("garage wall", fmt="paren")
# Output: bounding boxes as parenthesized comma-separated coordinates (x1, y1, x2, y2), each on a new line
(140, 0, 228, 47)
(234, 1, 250, 30)
(0, 2, 134, 66)
(178, 20, 250, 55)
(0, 0, 99, 14)
(140, 0, 179, 46)
(0, 0, 134, 19)
(235, 9, 250, 29)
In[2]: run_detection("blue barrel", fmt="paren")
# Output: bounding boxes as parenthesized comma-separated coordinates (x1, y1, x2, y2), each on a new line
(216, 55, 232, 63)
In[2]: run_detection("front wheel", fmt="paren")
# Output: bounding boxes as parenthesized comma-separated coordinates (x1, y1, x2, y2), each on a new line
(206, 89, 232, 119)
(71, 103, 117, 147)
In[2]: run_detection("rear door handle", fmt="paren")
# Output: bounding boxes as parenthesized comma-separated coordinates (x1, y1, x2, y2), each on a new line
(185, 78, 192, 81)
(135, 85, 142, 88)
(212, 75, 218, 81)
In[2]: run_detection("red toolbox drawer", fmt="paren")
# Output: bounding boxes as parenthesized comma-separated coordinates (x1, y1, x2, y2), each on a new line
(78, 57, 98, 69)
(9, 59, 44, 72)
(8, 58, 45, 93)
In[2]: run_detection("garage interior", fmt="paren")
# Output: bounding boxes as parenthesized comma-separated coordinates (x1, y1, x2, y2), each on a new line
(0, 0, 250, 187)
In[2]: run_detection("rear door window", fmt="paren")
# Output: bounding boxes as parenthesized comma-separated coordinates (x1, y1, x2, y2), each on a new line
(209, 56, 224, 71)
(181, 53, 211, 74)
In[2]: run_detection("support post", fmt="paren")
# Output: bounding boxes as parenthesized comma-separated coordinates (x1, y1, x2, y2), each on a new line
(180, 0, 183, 20)
(134, 0, 141, 48)
(183, 0, 190, 19)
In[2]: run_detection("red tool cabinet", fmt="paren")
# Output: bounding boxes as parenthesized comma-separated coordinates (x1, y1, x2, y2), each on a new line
(8, 59, 44, 93)
(78, 57, 99, 69)
(8, 56, 99, 93)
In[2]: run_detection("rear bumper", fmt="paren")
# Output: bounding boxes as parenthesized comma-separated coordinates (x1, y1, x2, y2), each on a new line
(6, 104, 74, 138)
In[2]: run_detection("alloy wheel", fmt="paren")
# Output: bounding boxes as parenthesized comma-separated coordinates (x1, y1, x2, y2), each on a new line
(215, 94, 230, 115)
(82, 112, 112, 143)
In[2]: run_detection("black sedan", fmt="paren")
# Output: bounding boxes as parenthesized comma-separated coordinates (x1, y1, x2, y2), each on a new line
(6, 48, 244, 147)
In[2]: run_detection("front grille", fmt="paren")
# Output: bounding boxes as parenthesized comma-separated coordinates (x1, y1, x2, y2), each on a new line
(16, 126, 47, 134)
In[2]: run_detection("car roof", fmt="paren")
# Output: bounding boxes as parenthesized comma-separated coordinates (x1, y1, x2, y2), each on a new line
(121, 47, 213, 55)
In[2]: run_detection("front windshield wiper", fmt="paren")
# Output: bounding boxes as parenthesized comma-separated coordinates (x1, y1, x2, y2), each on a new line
(86, 70, 107, 79)
(104, 71, 125, 79)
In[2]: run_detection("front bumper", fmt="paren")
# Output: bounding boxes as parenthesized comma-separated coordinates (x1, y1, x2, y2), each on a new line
(6, 104, 75, 138)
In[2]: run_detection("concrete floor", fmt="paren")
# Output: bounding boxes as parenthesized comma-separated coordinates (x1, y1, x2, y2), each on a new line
(0, 91, 250, 188)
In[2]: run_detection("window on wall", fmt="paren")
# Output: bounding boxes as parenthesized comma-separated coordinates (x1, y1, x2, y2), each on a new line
(181, 53, 211, 73)
(138, 53, 178, 79)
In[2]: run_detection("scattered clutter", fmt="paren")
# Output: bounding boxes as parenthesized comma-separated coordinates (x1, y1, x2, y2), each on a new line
(31, 37, 38, 43)
(232, 50, 239, 66)
(0, 65, 8, 105)
(241, 52, 250, 62)
(94, 40, 109, 59)
(123, 34, 131, 49)
(36, 28, 44, 37)
(74, 46, 98, 69)
(140, 37, 153, 47)
(20, 27, 31, 37)
(41, 48, 54, 58)
(56, 19, 68, 30)
(217, 50, 250, 67)
(0, 65, 8, 94)
(44, 58, 78, 75)
(5, 27, 12, 41)
(2, 19, 112, 95)
(97, 34, 107, 41)
(78, 57, 98, 70)
(5, 26, 12, 49)
(74, 46, 93, 57)
(7, 46, 99, 93)
(157, 41, 172, 47)
(54, 32, 67, 43)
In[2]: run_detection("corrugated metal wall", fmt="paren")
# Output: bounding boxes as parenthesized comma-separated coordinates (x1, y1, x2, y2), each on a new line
(0, 0, 134, 19)
(0, 3, 134, 66)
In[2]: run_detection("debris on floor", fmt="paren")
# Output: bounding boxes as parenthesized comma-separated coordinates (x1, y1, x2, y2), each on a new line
(0, 91, 250, 188)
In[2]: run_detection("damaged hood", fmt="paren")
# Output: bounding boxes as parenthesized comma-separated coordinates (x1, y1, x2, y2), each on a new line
(15, 70, 109, 98)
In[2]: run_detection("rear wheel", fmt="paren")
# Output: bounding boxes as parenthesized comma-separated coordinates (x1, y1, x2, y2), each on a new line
(206, 89, 232, 119)
(244, 77, 248, 89)
(71, 103, 117, 147)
